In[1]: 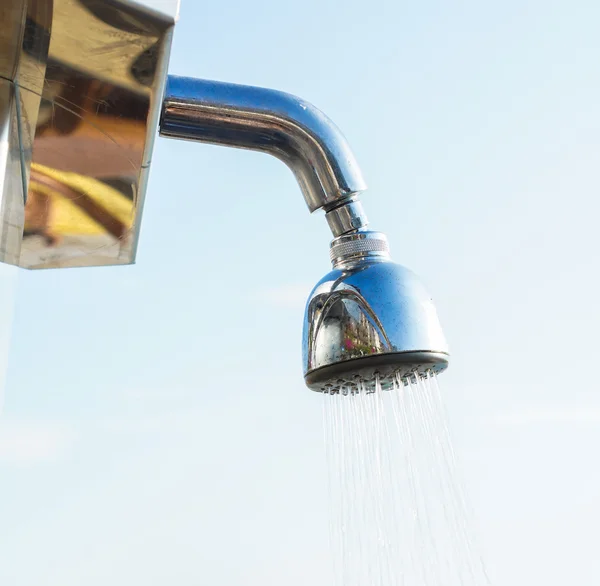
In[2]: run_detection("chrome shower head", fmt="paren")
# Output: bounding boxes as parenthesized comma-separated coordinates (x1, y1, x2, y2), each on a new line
(302, 231, 449, 393)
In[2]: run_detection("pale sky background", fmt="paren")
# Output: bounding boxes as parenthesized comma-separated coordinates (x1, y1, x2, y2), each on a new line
(1, 0, 600, 584)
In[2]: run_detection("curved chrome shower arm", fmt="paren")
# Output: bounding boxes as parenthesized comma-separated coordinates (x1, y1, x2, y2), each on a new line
(159, 75, 369, 236)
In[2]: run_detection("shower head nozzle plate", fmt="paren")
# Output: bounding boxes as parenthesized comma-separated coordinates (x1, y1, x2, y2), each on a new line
(304, 351, 449, 393)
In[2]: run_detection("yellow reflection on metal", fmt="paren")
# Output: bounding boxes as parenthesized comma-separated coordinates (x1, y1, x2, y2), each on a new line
(28, 163, 134, 236)
(0, 0, 175, 269)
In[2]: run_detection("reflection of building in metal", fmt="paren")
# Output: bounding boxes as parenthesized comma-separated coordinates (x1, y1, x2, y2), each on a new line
(0, 0, 175, 268)
(346, 307, 384, 354)
(313, 292, 389, 367)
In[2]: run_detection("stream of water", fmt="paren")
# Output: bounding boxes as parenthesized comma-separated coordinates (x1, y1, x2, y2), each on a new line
(323, 373, 491, 586)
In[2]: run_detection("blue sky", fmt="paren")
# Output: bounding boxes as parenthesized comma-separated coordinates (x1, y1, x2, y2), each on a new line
(1, 0, 600, 584)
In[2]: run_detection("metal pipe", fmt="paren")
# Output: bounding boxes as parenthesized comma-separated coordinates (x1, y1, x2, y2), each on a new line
(159, 75, 369, 234)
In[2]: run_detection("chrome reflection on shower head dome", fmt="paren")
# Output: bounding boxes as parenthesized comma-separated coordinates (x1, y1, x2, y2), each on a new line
(302, 231, 449, 393)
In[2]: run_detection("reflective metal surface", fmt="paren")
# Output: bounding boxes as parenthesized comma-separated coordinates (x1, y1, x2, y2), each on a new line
(0, 0, 176, 268)
(325, 198, 369, 237)
(303, 231, 449, 393)
(160, 75, 369, 222)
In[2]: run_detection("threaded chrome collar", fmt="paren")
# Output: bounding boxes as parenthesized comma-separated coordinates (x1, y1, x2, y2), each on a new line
(329, 231, 390, 267)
